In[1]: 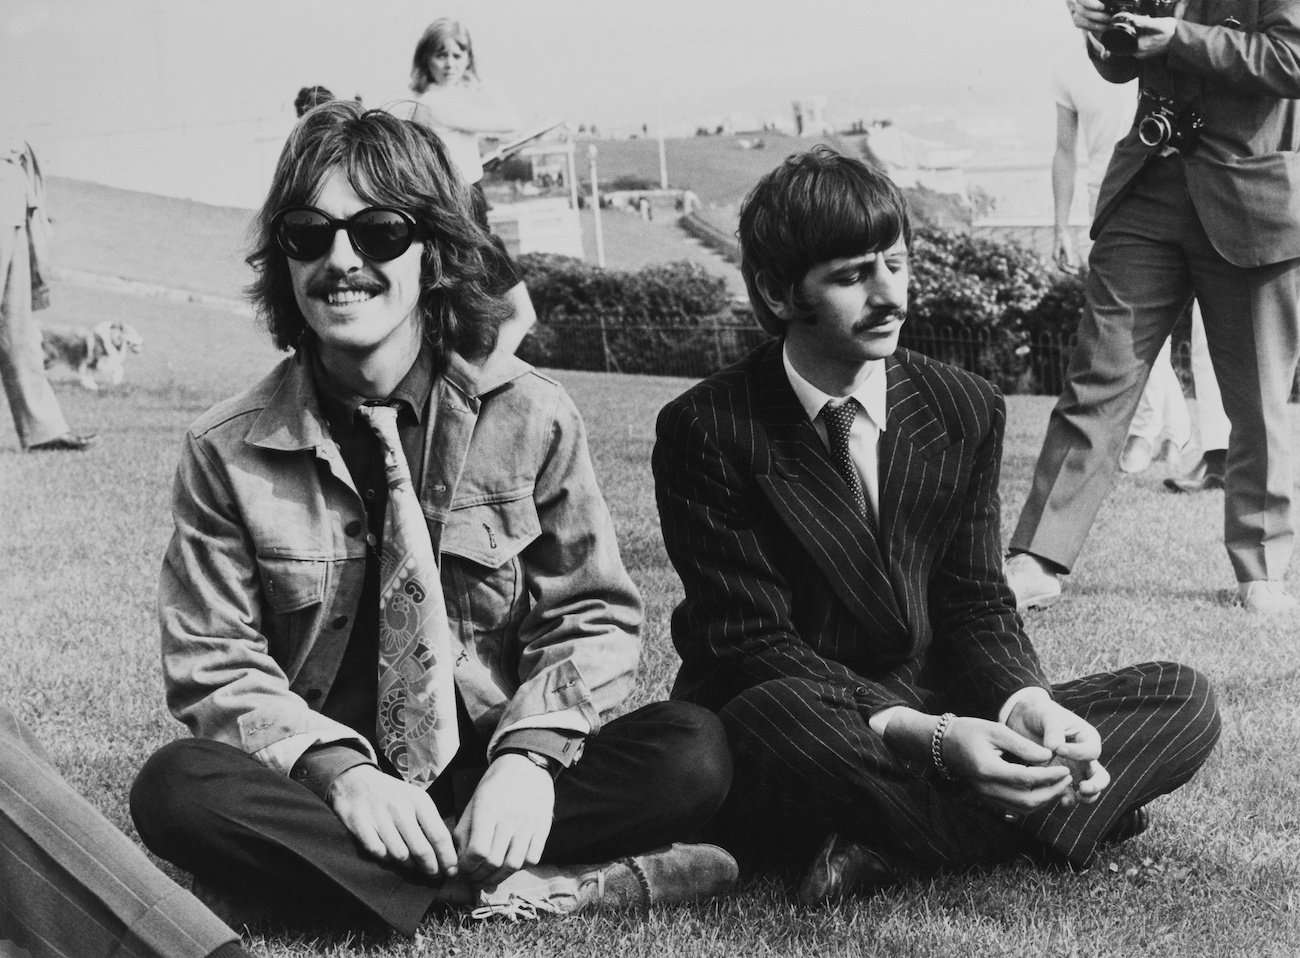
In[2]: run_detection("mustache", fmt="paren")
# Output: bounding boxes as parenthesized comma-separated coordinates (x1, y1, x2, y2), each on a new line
(852, 308, 906, 334)
(306, 272, 387, 298)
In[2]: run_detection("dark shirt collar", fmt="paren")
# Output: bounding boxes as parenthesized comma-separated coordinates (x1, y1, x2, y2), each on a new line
(308, 342, 436, 425)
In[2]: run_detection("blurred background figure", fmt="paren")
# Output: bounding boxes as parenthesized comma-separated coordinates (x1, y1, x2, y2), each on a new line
(293, 85, 335, 118)
(1051, 42, 1188, 476)
(0, 132, 95, 452)
(404, 17, 536, 356)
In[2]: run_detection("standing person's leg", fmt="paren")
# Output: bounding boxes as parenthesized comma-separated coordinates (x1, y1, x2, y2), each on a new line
(1166, 303, 1230, 493)
(0, 708, 243, 958)
(1192, 249, 1300, 606)
(1009, 163, 1194, 590)
(0, 222, 71, 449)
(1190, 303, 1230, 453)
(1123, 338, 1188, 473)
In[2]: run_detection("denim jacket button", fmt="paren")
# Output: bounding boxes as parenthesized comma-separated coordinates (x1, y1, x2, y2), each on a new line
(331, 615, 349, 630)
(344, 520, 363, 537)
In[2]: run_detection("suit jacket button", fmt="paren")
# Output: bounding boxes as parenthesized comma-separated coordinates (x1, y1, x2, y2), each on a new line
(1222, 16, 1241, 27)
(854, 686, 868, 696)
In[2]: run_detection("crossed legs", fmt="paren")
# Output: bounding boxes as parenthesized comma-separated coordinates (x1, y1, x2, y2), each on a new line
(710, 662, 1219, 875)
(130, 702, 732, 937)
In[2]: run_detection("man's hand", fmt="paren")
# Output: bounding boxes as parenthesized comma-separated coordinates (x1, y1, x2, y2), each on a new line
(328, 764, 458, 878)
(1068, 0, 1113, 35)
(453, 753, 556, 888)
(1119, 10, 1182, 58)
(939, 717, 1079, 813)
(1004, 695, 1110, 805)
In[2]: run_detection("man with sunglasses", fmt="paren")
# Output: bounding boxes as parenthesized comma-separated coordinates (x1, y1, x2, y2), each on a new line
(129, 101, 735, 937)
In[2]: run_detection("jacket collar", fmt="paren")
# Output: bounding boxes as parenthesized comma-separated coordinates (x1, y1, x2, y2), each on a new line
(244, 348, 533, 454)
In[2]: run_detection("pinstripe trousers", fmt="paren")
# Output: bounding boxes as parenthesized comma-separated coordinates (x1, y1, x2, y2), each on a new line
(0, 707, 239, 958)
(712, 661, 1220, 871)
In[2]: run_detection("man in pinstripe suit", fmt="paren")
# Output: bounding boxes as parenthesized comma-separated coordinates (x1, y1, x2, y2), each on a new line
(653, 148, 1221, 904)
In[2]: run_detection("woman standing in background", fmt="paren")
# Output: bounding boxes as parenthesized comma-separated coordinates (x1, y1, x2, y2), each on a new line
(408, 18, 536, 356)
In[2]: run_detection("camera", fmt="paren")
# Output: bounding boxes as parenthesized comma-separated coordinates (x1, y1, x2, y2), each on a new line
(1101, 0, 1180, 56)
(1137, 95, 1203, 152)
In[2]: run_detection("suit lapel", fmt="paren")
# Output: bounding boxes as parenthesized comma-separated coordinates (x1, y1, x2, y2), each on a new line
(750, 344, 908, 637)
(878, 356, 954, 638)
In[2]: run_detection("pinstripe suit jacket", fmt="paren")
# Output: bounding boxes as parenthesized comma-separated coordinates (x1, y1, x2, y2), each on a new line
(654, 340, 1048, 722)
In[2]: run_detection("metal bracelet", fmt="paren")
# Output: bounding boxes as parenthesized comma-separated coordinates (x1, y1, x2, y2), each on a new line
(931, 712, 959, 781)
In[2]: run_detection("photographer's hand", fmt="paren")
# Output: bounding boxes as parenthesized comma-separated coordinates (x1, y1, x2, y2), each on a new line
(1069, 0, 1111, 32)
(1123, 9, 1183, 58)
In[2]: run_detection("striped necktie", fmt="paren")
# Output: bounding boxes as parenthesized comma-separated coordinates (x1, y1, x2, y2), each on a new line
(819, 398, 879, 538)
(357, 403, 458, 786)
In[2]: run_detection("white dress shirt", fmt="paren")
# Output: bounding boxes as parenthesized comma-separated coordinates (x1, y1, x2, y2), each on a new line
(782, 345, 886, 523)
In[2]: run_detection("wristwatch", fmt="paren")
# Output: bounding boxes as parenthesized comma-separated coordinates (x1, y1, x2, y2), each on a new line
(503, 748, 562, 780)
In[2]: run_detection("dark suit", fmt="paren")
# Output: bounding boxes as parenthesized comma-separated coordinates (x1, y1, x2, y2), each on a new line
(655, 341, 1219, 869)
(1014, 0, 1300, 582)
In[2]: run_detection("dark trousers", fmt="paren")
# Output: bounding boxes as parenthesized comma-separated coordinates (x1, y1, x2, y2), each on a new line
(711, 661, 1219, 872)
(1011, 154, 1300, 582)
(130, 702, 731, 937)
(0, 706, 238, 958)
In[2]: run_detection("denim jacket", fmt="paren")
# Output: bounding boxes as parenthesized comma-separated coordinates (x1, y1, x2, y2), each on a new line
(158, 350, 642, 775)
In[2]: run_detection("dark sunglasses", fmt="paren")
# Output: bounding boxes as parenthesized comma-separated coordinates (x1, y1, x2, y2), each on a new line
(271, 205, 421, 262)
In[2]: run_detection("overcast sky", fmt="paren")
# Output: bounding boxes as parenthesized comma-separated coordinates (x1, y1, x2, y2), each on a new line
(1, 0, 1079, 204)
(4, 1, 1073, 133)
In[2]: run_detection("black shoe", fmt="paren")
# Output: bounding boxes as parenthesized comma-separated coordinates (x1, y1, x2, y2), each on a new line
(1163, 455, 1224, 494)
(27, 432, 98, 452)
(1099, 805, 1150, 846)
(797, 833, 897, 906)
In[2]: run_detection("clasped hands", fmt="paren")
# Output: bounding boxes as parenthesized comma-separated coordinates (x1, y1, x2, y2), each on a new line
(943, 694, 1110, 815)
(328, 752, 555, 887)
(1068, 0, 1185, 59)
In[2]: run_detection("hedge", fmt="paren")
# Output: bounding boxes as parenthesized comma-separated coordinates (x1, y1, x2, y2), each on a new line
(515, 232, 1087, 391)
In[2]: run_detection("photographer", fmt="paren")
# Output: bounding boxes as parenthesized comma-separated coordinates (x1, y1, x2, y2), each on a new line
(1007, 0, 1300, 615)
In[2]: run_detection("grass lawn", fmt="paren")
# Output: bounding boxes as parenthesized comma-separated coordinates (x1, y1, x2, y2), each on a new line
(3, 282, 1299, 957)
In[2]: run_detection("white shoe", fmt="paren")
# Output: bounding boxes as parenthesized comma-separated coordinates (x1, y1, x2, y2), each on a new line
(1004, 553, 1062, 610)
(1237, 581, 1298, 615)
(1119, 435, 1154, 474)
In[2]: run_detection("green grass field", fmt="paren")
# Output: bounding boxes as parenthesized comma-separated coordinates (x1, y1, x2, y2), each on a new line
(3, 282, 1299, 957)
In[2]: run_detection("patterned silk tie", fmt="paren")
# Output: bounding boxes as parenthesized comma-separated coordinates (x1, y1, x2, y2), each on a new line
(819, 399, 879, 538)
(357, 403, 458, 786)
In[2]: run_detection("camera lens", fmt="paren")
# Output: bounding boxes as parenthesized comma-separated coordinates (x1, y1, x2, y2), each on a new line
(1138, 113, 1172, 149)
(1101, 19, 1140, 56)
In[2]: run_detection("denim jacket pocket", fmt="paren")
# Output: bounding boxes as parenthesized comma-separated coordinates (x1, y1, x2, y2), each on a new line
(256, 555, 327, 662)
(441, 493, 541, 637)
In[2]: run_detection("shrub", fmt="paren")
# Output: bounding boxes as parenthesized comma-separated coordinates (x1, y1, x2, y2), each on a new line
(905, 229, 1078, 393)
(515, 254, 743, 376)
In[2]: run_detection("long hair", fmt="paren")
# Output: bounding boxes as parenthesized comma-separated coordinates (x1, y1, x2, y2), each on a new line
(739, 146, 911, 336)
(410, 18, 479, 95)
(245, 100, 508, 362)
